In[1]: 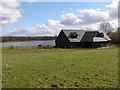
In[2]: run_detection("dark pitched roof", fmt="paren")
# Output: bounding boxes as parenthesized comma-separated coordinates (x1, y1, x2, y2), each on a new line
(61, 29, 111, 42)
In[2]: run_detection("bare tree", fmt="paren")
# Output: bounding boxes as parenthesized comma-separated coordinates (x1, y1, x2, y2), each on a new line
(99, 22, 113, 34)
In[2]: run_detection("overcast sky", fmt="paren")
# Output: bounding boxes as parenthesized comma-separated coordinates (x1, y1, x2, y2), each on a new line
(1, 0, 119, 36)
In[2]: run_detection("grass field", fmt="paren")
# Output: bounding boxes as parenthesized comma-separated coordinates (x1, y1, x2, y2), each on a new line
(2, 46, 118, 88)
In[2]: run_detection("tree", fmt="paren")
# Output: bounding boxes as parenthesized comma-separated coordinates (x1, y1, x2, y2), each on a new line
(99, 22, 113, 34)
(108, 31, 120, 44)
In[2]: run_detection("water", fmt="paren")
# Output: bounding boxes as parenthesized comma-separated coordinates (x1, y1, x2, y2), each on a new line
(2, 40, 55, 47)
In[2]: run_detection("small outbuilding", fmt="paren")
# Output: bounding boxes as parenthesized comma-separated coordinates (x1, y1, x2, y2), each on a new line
(55, 29, 111, 48)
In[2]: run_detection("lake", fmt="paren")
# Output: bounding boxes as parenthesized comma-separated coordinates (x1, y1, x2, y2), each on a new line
(2, 40, 55, 47)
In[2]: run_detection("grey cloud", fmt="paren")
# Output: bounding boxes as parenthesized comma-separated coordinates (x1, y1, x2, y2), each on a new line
(0, 0, 21, 26)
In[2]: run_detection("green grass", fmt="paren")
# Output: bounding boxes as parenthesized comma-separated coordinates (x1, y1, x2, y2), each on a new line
(2, 46, 118, 88)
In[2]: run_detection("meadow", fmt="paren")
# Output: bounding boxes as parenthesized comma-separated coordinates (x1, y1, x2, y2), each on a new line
(2, 46, 118, 88)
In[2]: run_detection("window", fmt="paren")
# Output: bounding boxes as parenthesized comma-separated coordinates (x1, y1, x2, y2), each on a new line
(68, 32, 78, 39)
(99, 33, 104, 37)
(96, 33, 104, 37)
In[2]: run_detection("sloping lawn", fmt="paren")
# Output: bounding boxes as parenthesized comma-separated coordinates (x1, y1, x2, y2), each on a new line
(2, 46, 118, 88)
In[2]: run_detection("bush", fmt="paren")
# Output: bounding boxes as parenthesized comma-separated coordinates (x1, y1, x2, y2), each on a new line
(107, 31, 120, 44)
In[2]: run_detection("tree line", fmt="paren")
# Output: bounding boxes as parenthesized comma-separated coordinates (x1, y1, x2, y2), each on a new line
(99, 22, 119, 44)
(1, 36, 56, 42)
